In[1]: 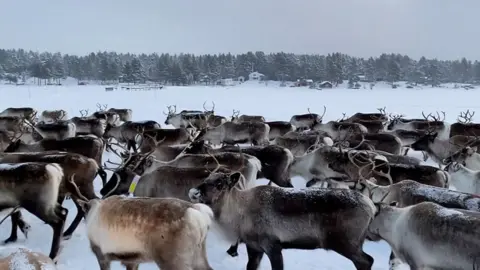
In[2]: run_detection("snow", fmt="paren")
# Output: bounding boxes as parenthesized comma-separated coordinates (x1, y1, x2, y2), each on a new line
(0, 81, 476, 269)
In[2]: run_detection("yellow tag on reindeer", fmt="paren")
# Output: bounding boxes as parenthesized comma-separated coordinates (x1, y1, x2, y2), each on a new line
(128, 175, 141, 194)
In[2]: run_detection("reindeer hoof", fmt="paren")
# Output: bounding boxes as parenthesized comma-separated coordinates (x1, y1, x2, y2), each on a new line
(62, 234, 72, 241)
(226, 249, 238, 257)
(3, 236, 17, 244)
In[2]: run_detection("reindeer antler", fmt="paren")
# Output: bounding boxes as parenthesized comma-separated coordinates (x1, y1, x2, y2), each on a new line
(96, 103, 108, 112)
(377, 107, 387, 115)
(458, 109, 475, 124)
(79, 109, 89, 117)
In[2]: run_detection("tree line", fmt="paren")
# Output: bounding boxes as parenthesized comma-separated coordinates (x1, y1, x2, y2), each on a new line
(0, 48, 479, 86)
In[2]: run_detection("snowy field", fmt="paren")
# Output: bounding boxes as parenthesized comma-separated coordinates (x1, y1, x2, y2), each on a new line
(0, 81, 477, 269)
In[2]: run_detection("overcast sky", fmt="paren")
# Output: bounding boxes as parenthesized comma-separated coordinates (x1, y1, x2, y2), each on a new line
(0, 0, 478, 60)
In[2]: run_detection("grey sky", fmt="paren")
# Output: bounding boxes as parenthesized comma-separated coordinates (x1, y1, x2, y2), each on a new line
(1, 0, 478, 60)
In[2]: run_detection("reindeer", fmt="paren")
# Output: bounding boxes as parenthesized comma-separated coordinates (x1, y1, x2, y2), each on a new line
(0, 107, 37, 123)
(196, 121, 270, 146)
(341, 119, 385, 134)
(0, 151, 99, 241)
(33, 120, 76, 140)
(91, 103, 121, 126)
(39, 109, 69, 123)
(230, 109, 265, 123)
(0, 130, 14, 152)
(107, 108, 133, 122)
(410, 131, 480, 167)
(164, 104, 209, 129)
(272, 132, 333, 156)
(0, 116, 29, 133)
(343, 107, 389, 122)
(265, 121, 296, 140)
(289, 106, 326, 131)
(348, 153, 449, 187)
(202, 101, 227, 128)
(289, 145, 389, 186)
(344, 133, 403, 155)
(313, 120, 368, 141)
(103, 120, 160, 152)
(70, 109, 107, 137)
(387, 111, 450, 139)
(0, 163, 70, 261)
(368, 201, 480, 270)
(444, 161, 480, 194)
(183, 141, 294, 188)
(444, 146, 480, 171)
(0, 248, 57, 269)
(101, 145, 263, 198)
(77, 195, 214, 270)
(381, 129, 425, 155)
(188, 172, 377, 270)
(137, 128, 195, 153)
(4, 136, 107, 186)
(450, 109, 480, 138)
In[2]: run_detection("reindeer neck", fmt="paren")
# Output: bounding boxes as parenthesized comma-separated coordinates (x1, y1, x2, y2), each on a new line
(374, 206, 404, 243)
(367, 182, 390, 203)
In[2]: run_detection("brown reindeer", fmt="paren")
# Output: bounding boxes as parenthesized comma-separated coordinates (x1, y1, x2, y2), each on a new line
(4, 135, 108, 186)
(0, 151, 99, 242)
(107, 108, 133, 122)
(78, 195, 214, 270)
(39, 109, 69, 123)
(289, 107, 326, 131)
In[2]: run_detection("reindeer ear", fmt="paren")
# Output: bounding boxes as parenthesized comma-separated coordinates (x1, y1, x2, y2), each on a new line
(76, 199, 90, 213)
(227, 172, 242, 189)
(389, 201, 398, 207)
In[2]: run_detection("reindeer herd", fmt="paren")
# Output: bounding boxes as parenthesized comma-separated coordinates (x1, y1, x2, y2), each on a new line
(1, 102, 480, 270)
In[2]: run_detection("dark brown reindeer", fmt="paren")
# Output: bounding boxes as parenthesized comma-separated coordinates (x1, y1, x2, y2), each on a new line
(107, 108, 133, 122)
(91, 103, 121, 126)
(272, 131, 333, 156)
(449, 109, 480, 138)
(343, 133, 403, 155)
(137, 127, 195, 153)
(33, 120, 76, 140)
(343, 107, 389, 122)
(388, 111, 450, 139)
(289, 106, 326, 131)
(0, 107, 37, 123)
(70, 109, 107, 137)
(39, 109, 69, 123)
(0, 151, 99, 243)
(4, 135, 108, 186)
(188, 170, 377, 270)
(346, 153, 449, 188)
(265, 121, 296, 140)
(0, 162, 84, 261)
(183, 140, 294, 188)
(195, 120, 270, 146)
(103, 120, 161, 152)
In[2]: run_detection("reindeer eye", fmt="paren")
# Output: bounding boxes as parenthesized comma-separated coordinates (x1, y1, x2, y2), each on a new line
(215, 180, 223, 189)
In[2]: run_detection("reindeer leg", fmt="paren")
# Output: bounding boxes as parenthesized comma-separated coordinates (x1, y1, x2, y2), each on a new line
(422, 151, 429, 162)
(226, 240, 240, 257)
(4, 210, 21, 243)
(16, 211, 31, 239)
(91, 243, 111, 270)
(62, 199, 84, 240)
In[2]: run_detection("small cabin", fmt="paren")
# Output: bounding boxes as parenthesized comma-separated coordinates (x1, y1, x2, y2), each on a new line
(319, 81, 333, 88)
(249, 72, 265, 81)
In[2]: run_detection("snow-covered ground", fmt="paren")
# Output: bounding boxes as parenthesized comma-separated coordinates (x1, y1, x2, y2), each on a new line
(0, 81, 477, 269)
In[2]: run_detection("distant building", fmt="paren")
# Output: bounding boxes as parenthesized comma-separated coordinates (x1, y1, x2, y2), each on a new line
(319, 81, 333, 88)
(248, 72, 265, 81)
(221, 78, 235, 86)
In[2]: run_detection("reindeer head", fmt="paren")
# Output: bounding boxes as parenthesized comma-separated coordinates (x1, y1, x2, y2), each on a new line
(231, 109, 240, 122)
(410, 131, 437, 151)
(163, 105, 177, 125)
(203, 101, 215, 117)
(367, 201, 399, 241)
(183, 139, 213, 154)
(189, 171, 243, 205)
(386, 114, 405, 130)
(443, 146, 477, 165)
(457, 109, 475, 124)
(310, 106, 326, 126)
